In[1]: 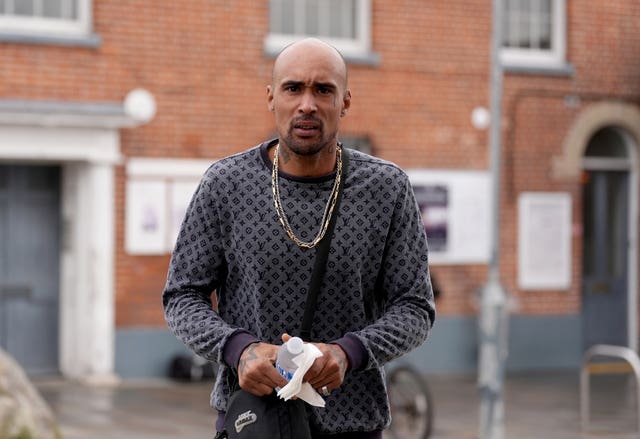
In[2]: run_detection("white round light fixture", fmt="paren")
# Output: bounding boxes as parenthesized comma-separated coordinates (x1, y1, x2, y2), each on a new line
(124, 88, 157, 123)
(471, 106, 490, 130)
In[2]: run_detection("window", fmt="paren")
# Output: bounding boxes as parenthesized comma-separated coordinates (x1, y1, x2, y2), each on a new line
(265, 0, 373, 61)
(501, 0, 566, 69)
(0, 0, 92, 38)
(340, 135, 372, 155)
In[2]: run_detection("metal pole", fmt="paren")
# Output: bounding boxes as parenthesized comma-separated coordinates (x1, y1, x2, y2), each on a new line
(478, 0, 509, 438)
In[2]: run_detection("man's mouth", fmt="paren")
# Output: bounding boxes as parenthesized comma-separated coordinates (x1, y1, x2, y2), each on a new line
(294, 122, 319, 130)
(292, 119, 321, 136)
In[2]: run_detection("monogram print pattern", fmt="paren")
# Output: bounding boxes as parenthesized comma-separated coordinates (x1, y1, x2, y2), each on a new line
(163, 140, 435, 433)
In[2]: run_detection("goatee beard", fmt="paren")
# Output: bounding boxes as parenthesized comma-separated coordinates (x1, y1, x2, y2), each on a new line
(282, 116, 334, 156)
(282, 136, 332, 156)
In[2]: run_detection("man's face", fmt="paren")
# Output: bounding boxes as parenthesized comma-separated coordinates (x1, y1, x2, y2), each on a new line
(267, 43, 351, 156)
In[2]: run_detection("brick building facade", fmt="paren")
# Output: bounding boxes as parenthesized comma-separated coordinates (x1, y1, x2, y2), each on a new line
(1, 1, 639, 379)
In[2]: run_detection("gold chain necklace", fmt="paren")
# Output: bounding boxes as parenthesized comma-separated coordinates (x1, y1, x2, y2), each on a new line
(271, 143, 342, 249)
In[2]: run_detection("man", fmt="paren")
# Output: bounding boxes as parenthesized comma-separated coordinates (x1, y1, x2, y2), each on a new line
(163, 38, 435, 438)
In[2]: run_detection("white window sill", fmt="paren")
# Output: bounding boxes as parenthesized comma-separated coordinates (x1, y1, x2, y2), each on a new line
(503, 62, 575, 77)
(0, 31, 101, 48)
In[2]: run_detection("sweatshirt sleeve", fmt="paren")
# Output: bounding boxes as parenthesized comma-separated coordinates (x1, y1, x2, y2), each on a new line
(349, 175, 436, 369)
(162, 170, 250, 367)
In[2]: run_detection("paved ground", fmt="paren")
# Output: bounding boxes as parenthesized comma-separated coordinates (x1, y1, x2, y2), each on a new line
(35, 370, 640, 439)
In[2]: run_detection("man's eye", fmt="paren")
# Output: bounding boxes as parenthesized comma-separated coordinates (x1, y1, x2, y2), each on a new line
(285, 85, 299, 92)
(318, 87, 331, 95)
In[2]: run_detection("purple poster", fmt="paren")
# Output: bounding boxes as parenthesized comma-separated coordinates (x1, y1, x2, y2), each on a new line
(414, 184, 449, 252)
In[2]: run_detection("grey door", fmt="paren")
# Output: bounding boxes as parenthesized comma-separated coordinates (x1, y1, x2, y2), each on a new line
(582, 170, 629, 349)
(0, 165, 61, 375)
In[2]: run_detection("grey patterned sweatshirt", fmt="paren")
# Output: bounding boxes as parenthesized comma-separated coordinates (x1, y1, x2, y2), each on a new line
(162, 140, 435, 434)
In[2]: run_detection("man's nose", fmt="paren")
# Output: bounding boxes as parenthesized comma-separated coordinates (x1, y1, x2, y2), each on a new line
(298, 90, 317, 113)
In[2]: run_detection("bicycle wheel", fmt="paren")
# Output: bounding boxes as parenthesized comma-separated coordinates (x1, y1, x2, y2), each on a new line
(383, 365, 434, 439)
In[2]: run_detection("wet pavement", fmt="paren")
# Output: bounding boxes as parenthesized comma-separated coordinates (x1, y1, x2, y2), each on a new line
(36, 379, 215, 439)
(35, 371, 640, 439)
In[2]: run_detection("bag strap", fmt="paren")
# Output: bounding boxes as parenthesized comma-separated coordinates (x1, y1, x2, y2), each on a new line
(299, 148, 350, 341)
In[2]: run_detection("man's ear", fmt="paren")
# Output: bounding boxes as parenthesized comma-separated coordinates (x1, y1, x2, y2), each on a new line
(267, 85, 274, 112)
(341, 89, 351, 117)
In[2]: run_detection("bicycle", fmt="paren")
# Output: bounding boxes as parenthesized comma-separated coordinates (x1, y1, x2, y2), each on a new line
(383, 363, 434, 439)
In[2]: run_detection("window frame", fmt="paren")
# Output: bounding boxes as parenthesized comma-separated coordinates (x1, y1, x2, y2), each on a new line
(500, 0, 567, 69)
(264, 0, 373, 61)
(0, 0, 92, 38)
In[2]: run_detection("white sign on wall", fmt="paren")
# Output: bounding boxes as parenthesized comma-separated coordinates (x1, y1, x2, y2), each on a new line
(125, 180, 168, 255)
(407, 169, 492, 265)
(518, 192, 572, 290)
(125, 158, 211, 255)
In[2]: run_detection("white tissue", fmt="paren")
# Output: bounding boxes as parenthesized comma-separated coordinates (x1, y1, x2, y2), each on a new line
(276, 343, 326, 407)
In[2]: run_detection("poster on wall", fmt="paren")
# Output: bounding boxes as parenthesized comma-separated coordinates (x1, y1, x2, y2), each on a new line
(414, 185, 449, 252)
(518, 192, 572, 290)
(407, 170, 491, 265)
(125, 180, 167, 254)
(125, 157, 212, 255)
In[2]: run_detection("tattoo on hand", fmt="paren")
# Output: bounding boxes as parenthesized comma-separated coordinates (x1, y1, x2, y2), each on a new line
(329, 345, 347, 374)
(238, 343, 259, 376)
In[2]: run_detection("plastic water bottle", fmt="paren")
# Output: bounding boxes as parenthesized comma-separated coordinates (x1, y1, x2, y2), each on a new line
(276, 336, 304, 381)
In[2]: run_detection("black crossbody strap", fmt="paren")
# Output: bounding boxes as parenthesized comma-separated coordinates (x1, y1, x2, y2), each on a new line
(299, 149, 350, 341)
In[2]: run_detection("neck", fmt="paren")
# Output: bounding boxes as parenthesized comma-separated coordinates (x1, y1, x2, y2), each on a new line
(270, 142, 338, 177)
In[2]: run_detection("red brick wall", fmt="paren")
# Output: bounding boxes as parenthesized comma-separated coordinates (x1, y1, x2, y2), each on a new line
(495, 0, 640, 316)
(2, 1, 639, 326)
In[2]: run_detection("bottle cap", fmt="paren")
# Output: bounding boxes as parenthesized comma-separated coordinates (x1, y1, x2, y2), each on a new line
(287, 337, 304, 354)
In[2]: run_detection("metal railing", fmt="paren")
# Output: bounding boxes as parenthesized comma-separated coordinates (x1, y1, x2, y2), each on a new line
(581, 344, 640, 434)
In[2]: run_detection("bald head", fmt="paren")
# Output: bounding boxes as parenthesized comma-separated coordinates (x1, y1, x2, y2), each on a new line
(272, 38, 348, 90)
(266, 37, 351, 166)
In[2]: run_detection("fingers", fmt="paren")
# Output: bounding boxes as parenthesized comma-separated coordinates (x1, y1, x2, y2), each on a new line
(304, 343, 348, 391)
(237, 342, 288, 396)
(243, 380, 277, 396)
(276, 336, 349, 396)
(241, 366, 287, 396)
(236, 337, 349, 398)
(318, 377, 342, 395)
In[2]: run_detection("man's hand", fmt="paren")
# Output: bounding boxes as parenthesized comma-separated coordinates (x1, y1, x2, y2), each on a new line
(282, 333, 349, 395)
(237, 342, 288, 396)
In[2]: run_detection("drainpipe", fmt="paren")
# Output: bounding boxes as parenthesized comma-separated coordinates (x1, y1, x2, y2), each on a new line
(478, 0, 510, 438)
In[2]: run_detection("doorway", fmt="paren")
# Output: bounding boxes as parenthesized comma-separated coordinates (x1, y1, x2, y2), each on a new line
(0, 165, 61, 375)
(581, 127, 635, 350)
